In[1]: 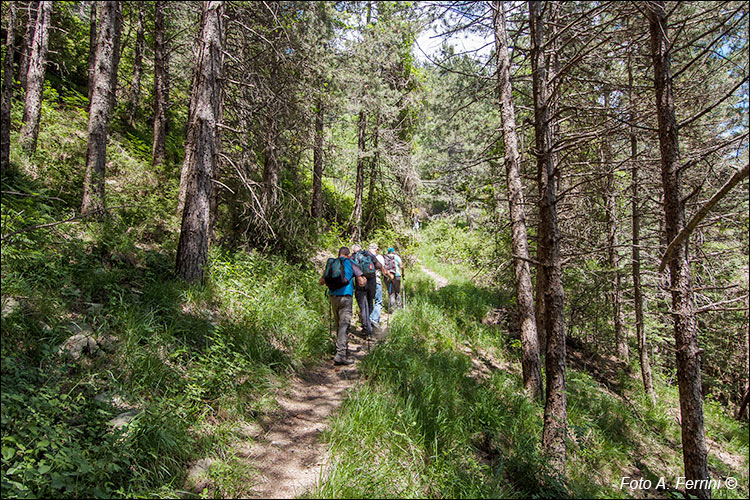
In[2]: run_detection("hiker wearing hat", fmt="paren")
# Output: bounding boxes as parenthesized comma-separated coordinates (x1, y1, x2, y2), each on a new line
(383, 247, 404, 309)
(319, 246, 366, 365)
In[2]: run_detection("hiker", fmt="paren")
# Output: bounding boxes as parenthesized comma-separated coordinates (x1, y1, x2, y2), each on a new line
(319, 246, 366, 366)
(367, 243, 392, 327)
(383, 247, 404, 310)
(351, 243, 385, 338)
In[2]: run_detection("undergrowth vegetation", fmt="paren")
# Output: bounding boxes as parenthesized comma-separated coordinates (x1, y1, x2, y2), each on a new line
(1, 73, 747, 500)
(1, 92, 338, 498)
(315, 223, 749, 499)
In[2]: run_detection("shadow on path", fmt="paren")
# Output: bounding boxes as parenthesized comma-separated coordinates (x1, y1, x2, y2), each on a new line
(241, 315, 391, 498)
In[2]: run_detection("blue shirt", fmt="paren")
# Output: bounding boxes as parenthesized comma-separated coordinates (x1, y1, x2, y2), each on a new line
(329, 258, 362, 296)
(392, 254, 402, 277)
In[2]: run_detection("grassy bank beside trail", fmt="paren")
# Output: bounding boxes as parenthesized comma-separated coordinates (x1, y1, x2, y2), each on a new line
(1, 90, 339, 498)
(2, 227, 334, 498)
(315, 228, 749, 499)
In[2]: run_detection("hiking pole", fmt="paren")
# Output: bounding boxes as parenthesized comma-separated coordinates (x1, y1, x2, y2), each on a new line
(386, 280, 391, 329)
(327, 289, 333, 337)
(402, 275, 406, 310)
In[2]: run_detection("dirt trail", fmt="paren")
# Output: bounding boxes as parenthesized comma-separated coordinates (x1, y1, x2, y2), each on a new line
(241, 320, 387, 498)
(420, 264, 449, 290)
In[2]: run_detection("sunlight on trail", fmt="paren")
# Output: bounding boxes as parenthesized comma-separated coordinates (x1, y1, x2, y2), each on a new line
(419, 265, 449, 290)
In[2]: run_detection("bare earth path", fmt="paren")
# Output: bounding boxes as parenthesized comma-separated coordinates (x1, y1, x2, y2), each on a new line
(238, 264, 443, 497)
(420, 264, 449, 289)
(241, 321, 386, 498)
(238, 264, 500, 498)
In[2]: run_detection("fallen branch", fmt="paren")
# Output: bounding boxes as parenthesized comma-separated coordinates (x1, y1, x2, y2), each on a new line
(1, 205, 130, 243)
(695, 294, 749, 314)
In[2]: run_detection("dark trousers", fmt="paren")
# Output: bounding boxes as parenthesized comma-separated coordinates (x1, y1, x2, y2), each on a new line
(355, 278, 376, 336)
(354, 288, 371, 336)
(386, 276, 402, 309)
(365, 276, 376, 318)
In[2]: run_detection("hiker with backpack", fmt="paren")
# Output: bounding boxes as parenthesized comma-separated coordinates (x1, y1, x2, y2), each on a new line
(367, 243, 392, 328)
(319, 246, 366, 366)
(351, 244, 385, 339)
(383, 247, 404, 310)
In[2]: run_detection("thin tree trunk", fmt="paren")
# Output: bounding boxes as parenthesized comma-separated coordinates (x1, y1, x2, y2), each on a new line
(629, 52, 656, 404)
(365, 111, 379, 229)
(737, 387, 749, 420)
(108, 1, 122, 110)
(738, 322, 749, 420)
(18, 0, 51, 154)
(494, 0, 542, 401)
(152, 0, 167, 167)
(19, 1, 37, 91)
(602, 132, 627, 363)
(1, 1, 18, 173)
(128, 4, 145, 127)
(87, 1, 97, 111)
(262, 112, 279, 211)
(80, 0, 122, 215)
(646, 3, 709, 498)
(530, 0, 566, 474)
(350, 108, 366, 241)
(176, 0, 223, 283)
(535, 237, 547, 352)
(312, 97, 324, 219)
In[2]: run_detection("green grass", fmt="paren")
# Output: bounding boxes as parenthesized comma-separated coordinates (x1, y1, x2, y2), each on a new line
(1, 92, 337, 498)
(314, 225, 749, 498)
(2, 81, 748, 499)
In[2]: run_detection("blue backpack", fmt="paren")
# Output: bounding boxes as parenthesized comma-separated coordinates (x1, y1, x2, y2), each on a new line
(354, 250, 376, 278)
(324, 257, 351, 291)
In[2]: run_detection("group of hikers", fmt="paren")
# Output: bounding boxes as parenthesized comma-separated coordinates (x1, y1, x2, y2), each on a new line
(319, 243, 404, 366)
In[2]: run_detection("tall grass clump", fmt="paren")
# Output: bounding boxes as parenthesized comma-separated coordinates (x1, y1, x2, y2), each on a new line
(317, 286, 567, 498)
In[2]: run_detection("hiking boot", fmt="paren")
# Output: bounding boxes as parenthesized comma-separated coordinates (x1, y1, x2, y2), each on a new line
(333, 358, 354, 366)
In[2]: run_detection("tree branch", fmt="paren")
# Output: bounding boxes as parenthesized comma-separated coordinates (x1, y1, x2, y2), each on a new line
(659, 163, 749, 272)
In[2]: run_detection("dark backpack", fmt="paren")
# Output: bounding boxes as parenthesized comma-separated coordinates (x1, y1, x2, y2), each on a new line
(324, 257, 351, 291)
(383, 254, 397, 274)
(354, 250, 376, 278)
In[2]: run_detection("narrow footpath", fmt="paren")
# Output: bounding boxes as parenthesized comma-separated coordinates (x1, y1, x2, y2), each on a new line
(240, 264, 471, 497)
(240, 314, 389, 498)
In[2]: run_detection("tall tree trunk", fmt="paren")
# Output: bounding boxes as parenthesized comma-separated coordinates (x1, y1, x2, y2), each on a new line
(87, 1, 97, 111)
(152, 0, 167, 167)
(312, 97, 324, 219)
(128, 4, 145, 127)
(602, 132, 627, 362)
(108, 2, 122, 110)
(80, 1, 122, 215)
(535, 237, 547, 352)
(176, 0, 223, 283)
(365, 111, 379, 229)
(530, 0, 566, 474)
(350, 108, 366, 241)
(19, 1, 37, 91)
(18, 0, 51, 154)
(1, 1, 18, 173)
(629, 52, 656, 404)
(646, 3, 709, 498)
(262, 111, 279, 212)
(494, 0, 542, 401)
(737, 322, 749, 420)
